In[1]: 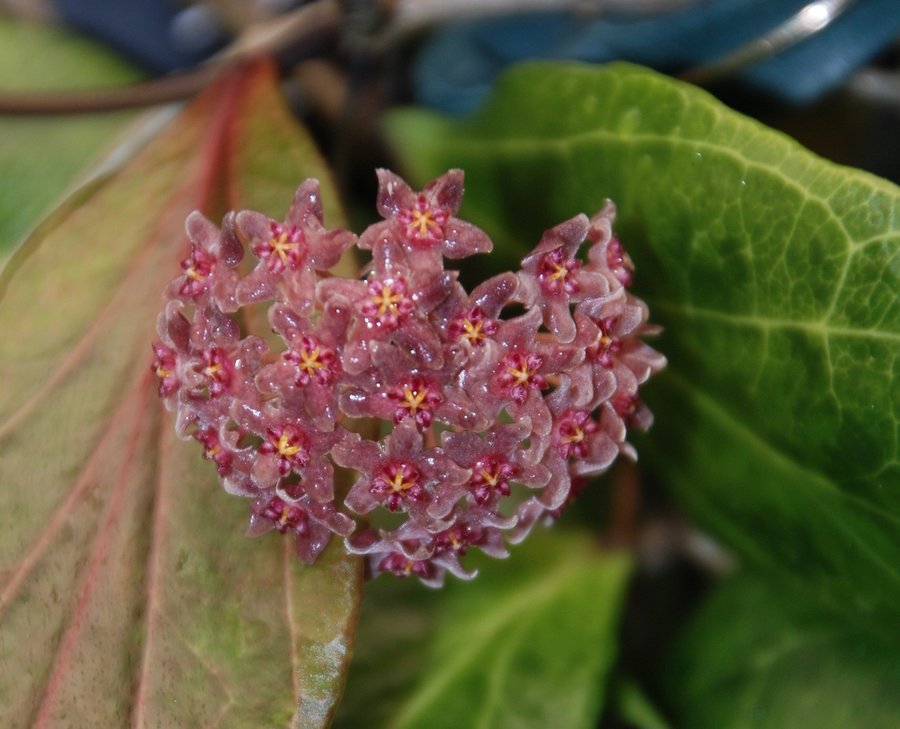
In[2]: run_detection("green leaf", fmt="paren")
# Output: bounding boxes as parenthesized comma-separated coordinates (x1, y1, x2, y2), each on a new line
(662, 574, 900, 728)
(386, 62, 900, 619)
(0, 17, 143, 255)
(611, 678, 673, 729)
(0, 61, 362, 728)
(335, 530, 632, 729)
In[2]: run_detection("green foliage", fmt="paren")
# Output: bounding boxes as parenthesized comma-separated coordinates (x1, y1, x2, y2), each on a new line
(611, 679, 673, 729)
(386, 61, 900, 620)
(663, 575, 900, 728)
(336, 531, 631, 729)
(0, 62, 361, 728)
(4, 29, 897, 725)
(0, 18, 142, 254)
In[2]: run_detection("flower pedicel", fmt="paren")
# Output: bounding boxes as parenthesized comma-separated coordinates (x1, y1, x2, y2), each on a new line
(152, 169, 665, 586)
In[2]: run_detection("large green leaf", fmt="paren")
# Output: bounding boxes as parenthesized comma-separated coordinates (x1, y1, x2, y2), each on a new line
(386, 62, 900, 619)
(662, 574, 900, 728)
(0, 61, 362, 728)
(335, 530, 632, 729)
(0, 17, 142, 254)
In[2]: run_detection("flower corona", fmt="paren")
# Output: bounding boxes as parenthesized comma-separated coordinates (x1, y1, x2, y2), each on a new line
(152, 169, 665, 586)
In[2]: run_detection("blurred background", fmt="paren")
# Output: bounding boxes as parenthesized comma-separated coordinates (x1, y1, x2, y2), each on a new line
(2, 0, 899, 192)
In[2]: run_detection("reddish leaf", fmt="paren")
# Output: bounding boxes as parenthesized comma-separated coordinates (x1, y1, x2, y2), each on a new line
(0, 60, 363, 728)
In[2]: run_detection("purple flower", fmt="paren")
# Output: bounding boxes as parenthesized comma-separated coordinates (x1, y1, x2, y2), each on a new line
(365, 168, 492, 260)
(586, 201, 634, 288)
(332, 421, 468, 520)
(247, 492, 353, 564)
(151, 344, 179, 398)
(518, 214, 610, 342)
(152, 169, 664, 586)
(178, 244, 215, 298)
(233, 179, 356, 314)
(194, 427, 233, 476)
(443, 422, 550, 511)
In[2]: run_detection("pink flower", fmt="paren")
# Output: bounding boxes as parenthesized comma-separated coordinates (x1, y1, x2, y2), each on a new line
(252, 221, 306, 273)
(333, 421, 468, 520)
(359, 276, 415, 330)
(194, 427, 233, 476)
(195, 346, 232, 397)
(259, 494, 310, 535)
(586, 201, 634, 288)
(378, 553, 437, 581)
(153, 169, 664, 585)
(258, 424, 310, 476)
(171, 213, 241, 309)
(448, 306, 499, 347)
(283, 334, 337, 387)
(398, 196, 449, 248)
(233, 179, 356, 313)
(151, 344, 179, 397)
(518, 214, 610, 342)
(554, 409, 599, 460)
(178, 245, 214, 298)
(495, 351, 548, 405)
(366, 168, 492, 260)
(387, 376, 444, 428)
(254, 303, 345, 426)
(247, 492, 354, 564)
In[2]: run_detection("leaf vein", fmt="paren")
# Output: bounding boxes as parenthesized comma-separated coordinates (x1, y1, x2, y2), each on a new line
(651, 299, 900, 342)
(388, 565, 581, 728)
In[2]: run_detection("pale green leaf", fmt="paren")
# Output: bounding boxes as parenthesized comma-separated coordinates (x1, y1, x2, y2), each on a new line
(0, 61, 362, 728)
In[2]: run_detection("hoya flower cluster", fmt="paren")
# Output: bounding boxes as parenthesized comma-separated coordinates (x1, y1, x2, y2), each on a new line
(152, 170, 664, 586)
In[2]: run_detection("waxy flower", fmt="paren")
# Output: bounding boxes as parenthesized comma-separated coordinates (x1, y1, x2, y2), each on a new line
(153, 169, 664, 585)
(151, 344, 179, 397)
(363, 168, 492, 261)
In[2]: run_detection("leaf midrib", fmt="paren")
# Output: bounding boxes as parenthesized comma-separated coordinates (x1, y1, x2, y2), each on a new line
(650, 299, 900, 342)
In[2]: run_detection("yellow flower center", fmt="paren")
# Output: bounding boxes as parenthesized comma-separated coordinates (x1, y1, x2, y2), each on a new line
(298, 346, 324, 375)
(268, 232, 297, 265)
(402, 387, 428, 413)
(374, 285, 404, 316)
(562, 425, 585, 445)
(277, 433, 302, 458)
(548, 261, 569, 281)
(407, 209, 441, 239)
(389, 470, 416, 493)
(479, 468, 502, 487)
(462, 318, 484, 344)
(185, 266, 204, 282)
(507, 362, 534, 386)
